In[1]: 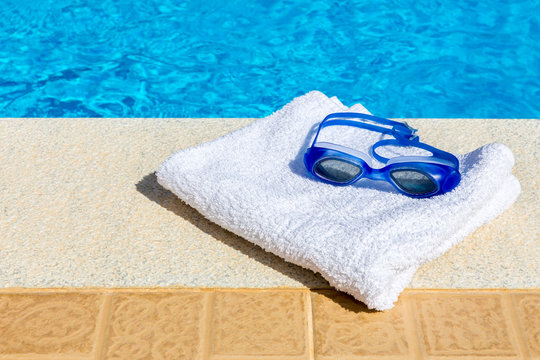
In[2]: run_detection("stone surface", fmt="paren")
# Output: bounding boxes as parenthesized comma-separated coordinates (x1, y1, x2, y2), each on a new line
(101, 291, 206, 360)
(412, 292, 520, 358)
(210, 290, 308, 357)
(512, 293, 540, 358)
(311, 290, 411, 358)
(0, 292, 103, 357)
(0, 118, 537, 289)
(0, 289, 538, 359)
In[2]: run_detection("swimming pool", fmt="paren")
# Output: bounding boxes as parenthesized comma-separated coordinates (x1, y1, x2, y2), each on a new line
(0, 0, 538, 118)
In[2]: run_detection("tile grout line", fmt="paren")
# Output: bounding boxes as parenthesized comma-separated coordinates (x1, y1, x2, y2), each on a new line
(201, 291, 215, 360)
(0, 287, 537, 294)
(92, 293, 113, 360)
(0, 354, 89, 360)
(402, 294, 423, 360)
(502, 292, 530, 360)
(304, 291, 315, 360)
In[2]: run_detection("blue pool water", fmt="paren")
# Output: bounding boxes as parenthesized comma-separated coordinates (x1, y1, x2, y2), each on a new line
(0, 0, 539, 118)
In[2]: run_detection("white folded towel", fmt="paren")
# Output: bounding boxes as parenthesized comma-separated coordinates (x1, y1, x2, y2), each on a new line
(156, 91, 520, 310)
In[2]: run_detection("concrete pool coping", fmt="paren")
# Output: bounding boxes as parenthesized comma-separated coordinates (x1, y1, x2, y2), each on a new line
(0, 118, 538, 288)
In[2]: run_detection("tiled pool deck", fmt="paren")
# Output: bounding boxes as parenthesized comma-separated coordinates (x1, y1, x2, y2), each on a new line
(0, 118, 538, 357)
(0, 288, 538, 359)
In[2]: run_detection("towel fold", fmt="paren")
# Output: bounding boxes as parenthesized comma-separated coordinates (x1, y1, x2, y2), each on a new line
(156, 91, 520, 310)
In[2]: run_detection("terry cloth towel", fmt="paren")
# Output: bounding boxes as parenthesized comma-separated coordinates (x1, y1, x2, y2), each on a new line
(156, 91, 521, 310)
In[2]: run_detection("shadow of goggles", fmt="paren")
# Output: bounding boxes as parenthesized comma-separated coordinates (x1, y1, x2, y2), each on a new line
(304, 112, 461, 198)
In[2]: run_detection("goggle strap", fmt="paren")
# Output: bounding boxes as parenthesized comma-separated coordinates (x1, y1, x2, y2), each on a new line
(312, 112, 418, 146)
(371, 138, 460, 168)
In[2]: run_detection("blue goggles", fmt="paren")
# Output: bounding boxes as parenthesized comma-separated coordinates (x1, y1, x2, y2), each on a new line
(304, 112, 461, 198)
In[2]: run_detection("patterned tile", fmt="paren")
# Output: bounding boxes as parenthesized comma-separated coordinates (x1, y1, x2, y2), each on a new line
(311, 290, 410, 358)
(412, 292, 519, 357)
(101, 291, 206, 360)
(513, 293, 540, 358)
(210, 290, 308, 358)
(0, 292, 102, 357)
(0, 288, 537, 359)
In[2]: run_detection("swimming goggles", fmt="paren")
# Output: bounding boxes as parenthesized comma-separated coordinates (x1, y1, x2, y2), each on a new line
(304, 112, 461, 198)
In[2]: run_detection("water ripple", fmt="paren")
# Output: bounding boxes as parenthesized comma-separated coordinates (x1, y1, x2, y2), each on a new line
(0, 0, 538, 118)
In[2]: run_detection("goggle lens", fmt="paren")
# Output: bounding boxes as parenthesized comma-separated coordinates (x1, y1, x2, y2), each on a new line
(390, 170, 437, 195)
(314, 159, 362, 183)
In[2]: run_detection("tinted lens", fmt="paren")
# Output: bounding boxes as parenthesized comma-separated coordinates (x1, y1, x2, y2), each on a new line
(314, 159, 362, 183)
(390, 170, 437, 195)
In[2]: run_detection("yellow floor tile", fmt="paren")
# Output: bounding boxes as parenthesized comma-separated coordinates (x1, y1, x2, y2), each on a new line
(512, 293, 540, 358)
(0, 288, 538, 359)
(99, 291, 207, 360)
(311, 290, 413, 359)
(411, 292, 522, 358)
(210, 290, 309, 358)
(0, 292, 103, 358)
